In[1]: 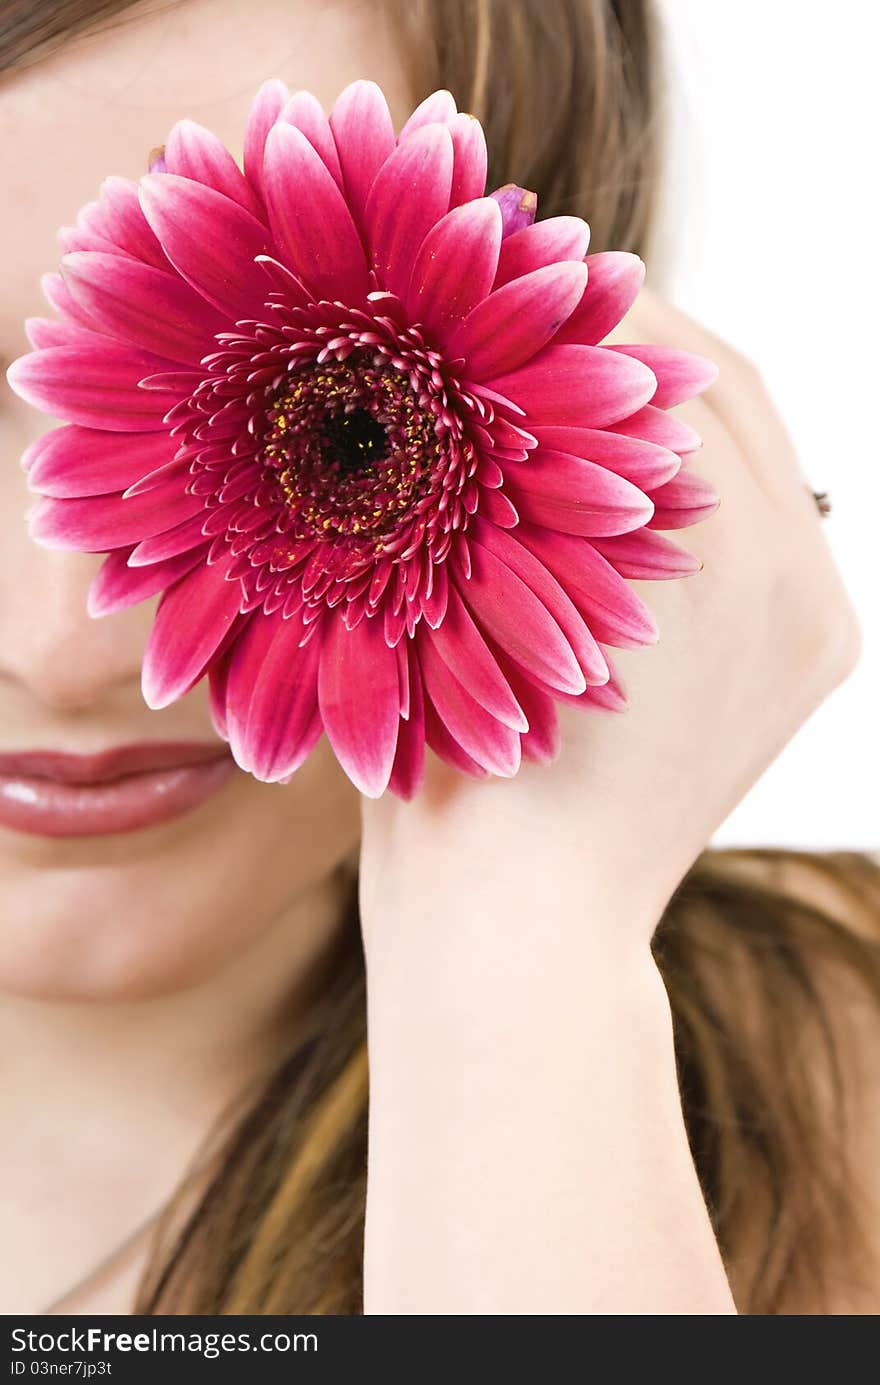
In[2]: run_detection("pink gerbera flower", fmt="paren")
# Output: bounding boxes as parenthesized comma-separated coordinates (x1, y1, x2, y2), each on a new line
(8, 82, 718, 797)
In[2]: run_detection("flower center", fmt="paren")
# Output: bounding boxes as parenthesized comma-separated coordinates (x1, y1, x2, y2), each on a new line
(178, 297, 513, 623)
(260, 352, 441, 545)
(321, 408, 389, 473)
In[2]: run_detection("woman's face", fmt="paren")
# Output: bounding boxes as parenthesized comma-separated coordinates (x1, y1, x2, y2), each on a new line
(0, 0, 409, 1002)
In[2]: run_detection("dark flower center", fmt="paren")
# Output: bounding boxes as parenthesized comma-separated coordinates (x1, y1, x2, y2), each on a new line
(321, 408, 389, 474)
(259, 351, 441, 546)
(180, 299, 499, 614)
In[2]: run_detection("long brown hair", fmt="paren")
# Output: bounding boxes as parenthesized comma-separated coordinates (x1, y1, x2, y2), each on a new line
(4, 0, 879, 1317)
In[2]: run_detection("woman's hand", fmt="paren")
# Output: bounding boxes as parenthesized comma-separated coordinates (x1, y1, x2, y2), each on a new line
(357, 294, 859, 1314)
(362, 291, 859, 944)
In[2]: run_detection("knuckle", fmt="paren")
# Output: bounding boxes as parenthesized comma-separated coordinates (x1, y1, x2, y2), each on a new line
(773, 545, 861, 695)
(820, 594, 863, 685)
(800, 583, 861, 693)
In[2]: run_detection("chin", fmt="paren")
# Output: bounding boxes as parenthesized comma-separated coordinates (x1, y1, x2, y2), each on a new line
(0, 857, 269, 1002)
(0, 756, 361, 1003)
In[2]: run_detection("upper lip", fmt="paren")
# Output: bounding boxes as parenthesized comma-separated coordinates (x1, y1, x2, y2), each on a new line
(0, 742, 231, 786)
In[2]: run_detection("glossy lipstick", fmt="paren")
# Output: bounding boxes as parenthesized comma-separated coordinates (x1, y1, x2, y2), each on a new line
(0, 742, 236, 838)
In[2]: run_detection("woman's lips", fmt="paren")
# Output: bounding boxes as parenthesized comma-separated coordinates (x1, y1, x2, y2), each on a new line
(0, 742, 237, 838)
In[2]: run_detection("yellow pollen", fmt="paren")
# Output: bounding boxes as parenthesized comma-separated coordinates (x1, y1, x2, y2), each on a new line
(261, 353, 443, 547)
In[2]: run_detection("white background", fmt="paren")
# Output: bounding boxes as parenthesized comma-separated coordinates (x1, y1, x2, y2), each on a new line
(655, 0, 877, 847)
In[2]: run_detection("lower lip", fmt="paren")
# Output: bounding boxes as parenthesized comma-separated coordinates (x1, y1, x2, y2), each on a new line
(0, 756, 237, 839)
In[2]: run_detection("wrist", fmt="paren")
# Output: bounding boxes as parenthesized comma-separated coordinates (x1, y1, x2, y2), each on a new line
(360, 770, 676, 959)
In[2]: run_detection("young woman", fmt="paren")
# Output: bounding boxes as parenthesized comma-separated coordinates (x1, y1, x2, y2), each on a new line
(0, 0, 876, 1316)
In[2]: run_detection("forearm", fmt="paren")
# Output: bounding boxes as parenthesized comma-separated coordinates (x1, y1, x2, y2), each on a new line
(361, 806, 735, 1315)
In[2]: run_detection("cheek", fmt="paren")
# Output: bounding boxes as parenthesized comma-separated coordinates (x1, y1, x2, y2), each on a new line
(0, 743, 360, 1001)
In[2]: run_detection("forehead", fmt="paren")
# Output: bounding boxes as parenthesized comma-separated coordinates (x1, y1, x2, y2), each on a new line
(0, 0, 409, 356)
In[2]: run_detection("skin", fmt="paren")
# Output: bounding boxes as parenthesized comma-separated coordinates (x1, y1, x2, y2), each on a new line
(0, 0, 396, 1315)
(360, 308, 863, 1312)
(0, 0, 863, 1315)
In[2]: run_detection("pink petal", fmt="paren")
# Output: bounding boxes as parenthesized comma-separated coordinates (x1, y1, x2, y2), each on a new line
(423, 700, 489, 778)
(128, 512, 209, 565)
(399, 90, 457, 137)
(208, 649, 233, 740)
(92, 177, 169, 270)
(41, 271, 98, 332)
(122, 454, 192, 499)
(218, 633, 249, 761)
(647, 470, 719, 530)
(329, 80, 396, 232)
(405, 198, 502, 338)
(164, 119, 262, 217)
(59, 221, 121, 258)
(590, 530, 702, 579)
(490, 184, 538, 238)
(502, 447, 653, 537)
(506, 493, 640, 542)
(420, 558, 449, 628)
(532, 425, 680, 490)
(428, 584, 527, 730)
(253, 253, 311, 305)
(455, 533, 586, 696)
(388, 651, 426, 799)
(317, 614, 400, 797)
(139, 173, 273, 320)
(531, 658, 629, 714)
(30, 480, 205, 551)
(449, 113, 488, 206)
(87, 544, 206, 616)
(364, 124, 454, 300)
(25, 316, 109, 351)
(494, 216, 591, 288)
(61, 251, 225, 366)
(395, 639, 411, 719)
(554, 252, 646, 345)
(478, 487, 519, 528)
(450, 261, 588, 380)
(579, 658, 627, 712)
(610, 404, 702, 456)
(136, 369, 202, 398)
(513, 679, 561, 764)
(263, 122, 370, 306)
(605, 345, 718, 408)
(142, 561, 244, 709)
(418, 634, 521, 777)
(278, 91, 343, 185)
(226, 611, 322, 780)
(470, 520, 609, 684)
(243, 79, 290, 208)
(487, 344, 657, 429)
(64, 197, 122, 254)
(25, 425, 176, 498)
(516, 524, 659, 648)
(8, 345, 180, 431)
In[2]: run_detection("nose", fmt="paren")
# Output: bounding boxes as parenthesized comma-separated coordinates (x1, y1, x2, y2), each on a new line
(8, 553, 151, 712)
(0, 541, 152, 712)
